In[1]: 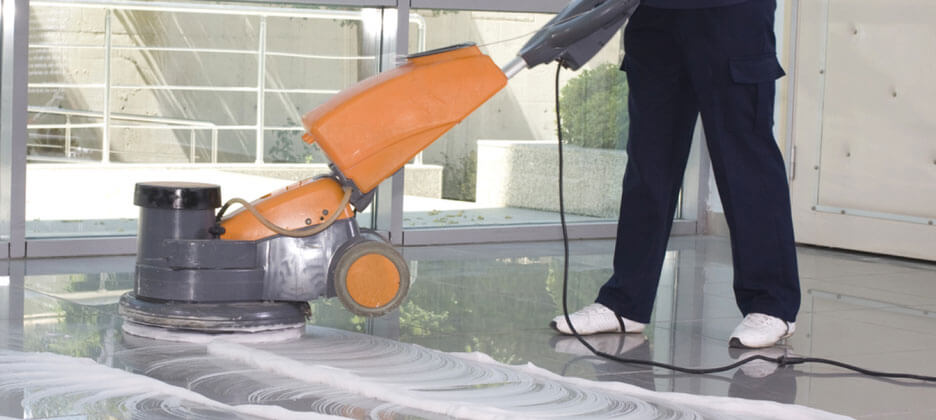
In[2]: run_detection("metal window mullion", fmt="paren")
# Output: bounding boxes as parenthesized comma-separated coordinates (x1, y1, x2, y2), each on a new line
(255, 16, 267, 164)
(1, 0, 30, 258)
(389, 4, 409, 245)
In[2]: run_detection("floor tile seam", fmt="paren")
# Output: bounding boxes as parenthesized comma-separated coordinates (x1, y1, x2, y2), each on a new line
(796, 250, 936, 270)
(797, 260, 930, 277)
(851, 408, 936, 418)
(801, 269, 936, 283)
(805, 311, 936, 336)
(798, 305, 930, 315)
(802, 283, 936, 305)
(802, 283, 936, 298)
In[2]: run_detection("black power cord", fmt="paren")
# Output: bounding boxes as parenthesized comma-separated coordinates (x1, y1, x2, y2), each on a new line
(553, 62, 936, 383)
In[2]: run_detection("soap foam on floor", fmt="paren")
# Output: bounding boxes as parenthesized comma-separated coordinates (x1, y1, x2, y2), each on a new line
(204, 329, 852, 420)
(0, 326, 855, 419)
(0, 350, 344, 420)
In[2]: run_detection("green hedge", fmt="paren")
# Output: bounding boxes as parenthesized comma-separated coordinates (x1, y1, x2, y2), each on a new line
(559, 63, 630, 150)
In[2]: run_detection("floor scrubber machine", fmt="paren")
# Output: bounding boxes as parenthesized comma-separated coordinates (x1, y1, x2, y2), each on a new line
(118, 0, 638, 337)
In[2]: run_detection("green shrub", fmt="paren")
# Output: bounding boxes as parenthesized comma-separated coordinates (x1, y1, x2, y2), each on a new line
(559, 63, 630, 150)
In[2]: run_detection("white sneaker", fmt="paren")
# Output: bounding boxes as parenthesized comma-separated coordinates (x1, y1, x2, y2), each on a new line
(550, 303, 646, 335)
(729, 313, 795, 349)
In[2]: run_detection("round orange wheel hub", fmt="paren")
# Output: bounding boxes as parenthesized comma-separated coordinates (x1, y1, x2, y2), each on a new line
(346, 254, 401, 308)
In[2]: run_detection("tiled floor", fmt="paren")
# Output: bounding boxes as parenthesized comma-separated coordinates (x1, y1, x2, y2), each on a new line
(1, 236, 935, 419)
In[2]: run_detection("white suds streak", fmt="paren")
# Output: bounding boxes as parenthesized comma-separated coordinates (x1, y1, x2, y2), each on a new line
(207, 327, 851, 420)
(0, 350, 346, 420)
(208, 340, 522, 420)
(453, 352, 854, 420)
(245, 328, 710, 419)
(209, 338, 700, 419)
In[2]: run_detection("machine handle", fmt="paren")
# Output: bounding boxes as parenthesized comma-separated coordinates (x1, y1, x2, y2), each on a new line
(516, 0, 639, 71)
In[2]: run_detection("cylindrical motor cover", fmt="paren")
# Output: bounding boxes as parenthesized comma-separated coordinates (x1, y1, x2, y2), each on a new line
(134, 182, 221, 297)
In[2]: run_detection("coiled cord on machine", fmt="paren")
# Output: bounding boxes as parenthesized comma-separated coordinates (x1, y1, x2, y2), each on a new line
(553, 62, 936, 383)
(215, 186, 353, 238)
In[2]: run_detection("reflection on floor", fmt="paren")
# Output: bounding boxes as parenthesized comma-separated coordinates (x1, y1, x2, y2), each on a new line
(2, 236, 935, 419)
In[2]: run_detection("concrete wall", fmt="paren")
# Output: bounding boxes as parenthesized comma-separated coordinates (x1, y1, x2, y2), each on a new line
(476, 140, 627, 218)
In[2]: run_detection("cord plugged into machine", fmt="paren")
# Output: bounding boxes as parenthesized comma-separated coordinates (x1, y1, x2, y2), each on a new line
(552, 62, 936, 383)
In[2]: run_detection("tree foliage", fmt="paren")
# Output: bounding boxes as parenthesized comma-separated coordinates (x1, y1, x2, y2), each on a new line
(559, 63, 630, 150)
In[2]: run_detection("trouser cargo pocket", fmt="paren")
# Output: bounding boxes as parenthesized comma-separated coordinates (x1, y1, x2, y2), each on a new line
(727, 54, 786, 134)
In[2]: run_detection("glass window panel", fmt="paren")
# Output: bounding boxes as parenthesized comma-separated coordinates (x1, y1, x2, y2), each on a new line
(25, 2, 380, 238)
(28, 126, 103, 162)
(29, 47, 107, 85)
(29, 6, 106, 46)
(265, 15, 369, 60)
(263, 129, 327, 164)
(263, 91, 334, 128)
(111, 88, 258, 126)
(404, 10, 628, 229)
(110, 50, 259, 87)
(109, 11, 260, 50)
(264, 55, 358, 92)
(28, 86, 105, 113)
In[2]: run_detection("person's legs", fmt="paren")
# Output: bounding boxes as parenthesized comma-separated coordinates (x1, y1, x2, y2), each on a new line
(679, 1, 801, 327)
(594, 6, 701, 324)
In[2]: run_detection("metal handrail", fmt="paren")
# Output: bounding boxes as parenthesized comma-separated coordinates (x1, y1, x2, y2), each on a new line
(28, 106, 220, 163)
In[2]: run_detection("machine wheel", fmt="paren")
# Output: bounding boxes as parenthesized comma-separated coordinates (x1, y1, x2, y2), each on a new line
(331, 238, 409, 317)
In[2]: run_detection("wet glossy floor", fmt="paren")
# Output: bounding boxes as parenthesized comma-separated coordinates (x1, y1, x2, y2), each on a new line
(1, 236, 935, 419)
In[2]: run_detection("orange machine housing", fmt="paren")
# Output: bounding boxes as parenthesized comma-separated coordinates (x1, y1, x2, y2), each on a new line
(221, 177, 354, 241)
(302, 44, 508, 193)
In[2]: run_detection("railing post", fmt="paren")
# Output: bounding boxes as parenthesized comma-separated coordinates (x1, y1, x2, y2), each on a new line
(102, 8, 113, 163)
(255, 15, 267, 164)
(211, 128, 219, 164)
(65, 115, 72, 158)
(189, 129, 196, 163)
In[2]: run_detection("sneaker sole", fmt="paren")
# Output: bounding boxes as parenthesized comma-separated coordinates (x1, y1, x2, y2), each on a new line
(728, 337, 747, 348)
(729, 332, 794, 349)
(550, 320, 645, 336)
(549, 320, 573, 336)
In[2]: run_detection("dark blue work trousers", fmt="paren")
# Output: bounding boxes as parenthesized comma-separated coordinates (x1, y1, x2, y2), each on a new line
(596, 0, 801, 323)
